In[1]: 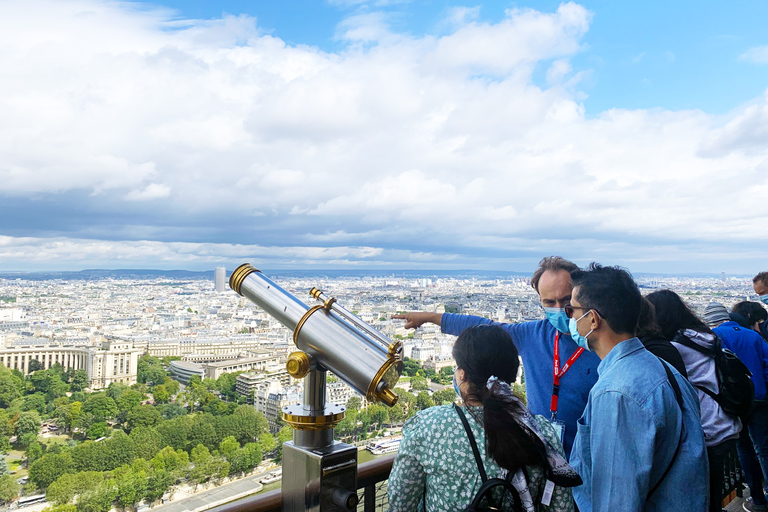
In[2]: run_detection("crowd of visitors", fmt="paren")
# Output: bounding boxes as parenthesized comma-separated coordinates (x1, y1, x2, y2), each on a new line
(387, 258, 768, 512)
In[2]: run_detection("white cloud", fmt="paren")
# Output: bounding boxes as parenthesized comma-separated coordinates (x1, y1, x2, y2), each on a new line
(740, 45, 768, 64)
(0, 0, 766, 272)
(125, 183, 171, 201)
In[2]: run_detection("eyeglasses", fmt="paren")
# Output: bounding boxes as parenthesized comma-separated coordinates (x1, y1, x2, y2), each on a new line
(564, 304, 593, 319)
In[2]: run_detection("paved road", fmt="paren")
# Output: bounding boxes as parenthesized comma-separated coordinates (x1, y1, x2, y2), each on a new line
(149, 470, 274, 512)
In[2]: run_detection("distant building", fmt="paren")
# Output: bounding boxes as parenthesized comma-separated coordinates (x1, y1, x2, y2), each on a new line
(89, 340, 142, 389)
(411, 345, 435, 362)
(327, 380, 356, 406)
(236, 370, 293, 403)
(0, 339, 140, 389)
(253, 381, 301, 432)
(214, 267, 227, 293)
(168, 360, 205, 384)
(201, 354, 281, 380)
(423, 354, 455, 372)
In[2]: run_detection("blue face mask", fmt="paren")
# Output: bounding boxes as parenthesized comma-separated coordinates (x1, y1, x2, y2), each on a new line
(759, 294, 768, 305)
(568, 311, 593, 351)
(544, 307, 570, 333)
(453, 375, 462, 399)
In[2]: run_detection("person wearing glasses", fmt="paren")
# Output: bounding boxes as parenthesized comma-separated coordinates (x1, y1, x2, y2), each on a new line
(393, 256, 600, 458)
(567, 264, 708, 512)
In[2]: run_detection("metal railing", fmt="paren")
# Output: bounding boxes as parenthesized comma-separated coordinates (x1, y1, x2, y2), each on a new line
(207, 454, 396, 512)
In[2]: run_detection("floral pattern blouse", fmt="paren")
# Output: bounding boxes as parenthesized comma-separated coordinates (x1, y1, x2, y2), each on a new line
(387, 405, 574, 512)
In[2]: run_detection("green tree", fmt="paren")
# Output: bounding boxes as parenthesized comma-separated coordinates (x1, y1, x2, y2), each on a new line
(0, 411, 13, 438)
(26, 440, 44, 463)
(145, 469, 173, 503)
(27, 360, 45, 373)
(153, 385, 170, 404)
(402, 357, 422, 377)
(346, 396, 362, 411)
(368, 404, 389, 428)
(218, 436, 239, 460)
(0, 367, 22, 408)
(116, 390, 145, 413)
(126, 405, 161, 432)
(47, 471, 103, 505)
(82, 395, 118, 422)
(76, 479, 118, 512)
(55, 401, 83, 432)
(114, 464, 148, 510)
(15, 410, 42, 439)
(150, 447, 189, 476)
(129, 427, 163, 461)
(257, 432, 276, 454)
(69, 370, 89, 392)
(276, 426, 293, 462)
(415, 391, 434, 410)
(28, 452, 74, 490)
(21, 394, 46, 414)
(86, 422, 108, 440)
(0, 474, 19, 504)
(432, 389, 457, 406)
(156, 418, 188, 451)
(410, 375, 429, 391)
(163, 377, 180, 396)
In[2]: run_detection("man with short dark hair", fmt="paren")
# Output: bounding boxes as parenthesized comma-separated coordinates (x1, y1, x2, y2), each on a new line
(568, 264, 708, 512)
(393, 256, 601, 457)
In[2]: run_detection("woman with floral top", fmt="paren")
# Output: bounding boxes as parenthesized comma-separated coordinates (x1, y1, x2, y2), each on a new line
(387, 325, 580, 512)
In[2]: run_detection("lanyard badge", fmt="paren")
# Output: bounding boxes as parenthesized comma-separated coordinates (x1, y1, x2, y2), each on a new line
(550, 332, 584, 423)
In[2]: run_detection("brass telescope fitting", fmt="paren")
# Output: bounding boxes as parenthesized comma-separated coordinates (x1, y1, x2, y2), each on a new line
(229, 263, 260, 295)
(286, 351, 311, 379)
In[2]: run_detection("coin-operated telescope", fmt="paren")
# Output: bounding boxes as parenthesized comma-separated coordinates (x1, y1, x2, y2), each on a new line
(229, 264, 403, 512)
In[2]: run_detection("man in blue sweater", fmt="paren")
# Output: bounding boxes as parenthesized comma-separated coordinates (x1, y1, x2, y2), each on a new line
(393, 256, 600, 457)
(706, 302, 768, 512)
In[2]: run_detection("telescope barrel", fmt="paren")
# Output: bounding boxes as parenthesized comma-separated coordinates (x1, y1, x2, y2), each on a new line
(230, 264, 401, 406)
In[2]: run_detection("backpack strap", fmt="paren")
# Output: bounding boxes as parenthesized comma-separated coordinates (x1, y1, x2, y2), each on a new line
(454, 404, 522, 512)
(647, 359, 684, 500)
(454, 403, 488, 482)
(672, 332, 717, 357)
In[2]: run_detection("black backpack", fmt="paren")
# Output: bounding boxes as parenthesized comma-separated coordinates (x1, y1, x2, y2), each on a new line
(454, 404, 523, 512)
(673, 331, 754, 418)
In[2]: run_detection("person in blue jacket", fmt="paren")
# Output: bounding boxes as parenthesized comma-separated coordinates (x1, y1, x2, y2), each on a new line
(393, 256, 600, 457)
(706, 302, 768, 512)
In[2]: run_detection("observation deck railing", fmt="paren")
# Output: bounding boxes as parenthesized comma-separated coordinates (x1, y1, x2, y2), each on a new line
(207, 454, 396, 512)
(205, 448, 744, 511)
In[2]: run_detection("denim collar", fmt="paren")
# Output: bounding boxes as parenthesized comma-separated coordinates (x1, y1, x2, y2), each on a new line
(597, 336, 644, 376)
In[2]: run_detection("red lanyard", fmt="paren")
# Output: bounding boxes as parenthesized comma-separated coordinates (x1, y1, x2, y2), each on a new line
(550, 332, 584, 420)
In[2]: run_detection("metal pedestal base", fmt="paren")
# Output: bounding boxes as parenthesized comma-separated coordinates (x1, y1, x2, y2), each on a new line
(282, 441, 359, 512)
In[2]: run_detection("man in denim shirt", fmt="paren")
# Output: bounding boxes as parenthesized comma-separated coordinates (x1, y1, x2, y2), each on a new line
(568, 264, 708, 512)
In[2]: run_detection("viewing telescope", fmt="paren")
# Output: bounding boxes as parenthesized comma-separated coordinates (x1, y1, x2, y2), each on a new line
(229, 264, 404, 512)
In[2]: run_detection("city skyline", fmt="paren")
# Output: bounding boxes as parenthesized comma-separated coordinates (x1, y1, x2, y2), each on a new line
(1, 1, 767, 273)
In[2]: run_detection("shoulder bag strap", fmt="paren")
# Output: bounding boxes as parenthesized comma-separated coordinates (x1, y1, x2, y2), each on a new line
(454, 403, 488, 483)
(647, 359, 684, 500)
(673, 333, 716, 357)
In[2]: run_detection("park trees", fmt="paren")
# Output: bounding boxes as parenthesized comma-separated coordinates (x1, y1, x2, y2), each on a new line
(129, 427, 163, 461)
(126, 405, 161, 432)
(28, 452, 74, 490)
(82, 395, 118, 422)
(15, 410, 41, 440)
(0, 474, 19, 504)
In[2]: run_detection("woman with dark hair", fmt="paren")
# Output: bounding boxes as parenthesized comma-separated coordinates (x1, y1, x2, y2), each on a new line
(732, 301, 768, 342)
(636, 297, 688, 377)
(387, 325, 580, 512)
(646, 289, 741, 512)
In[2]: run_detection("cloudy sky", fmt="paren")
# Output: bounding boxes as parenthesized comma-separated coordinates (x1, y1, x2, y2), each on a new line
(1, 0, 767, 274)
